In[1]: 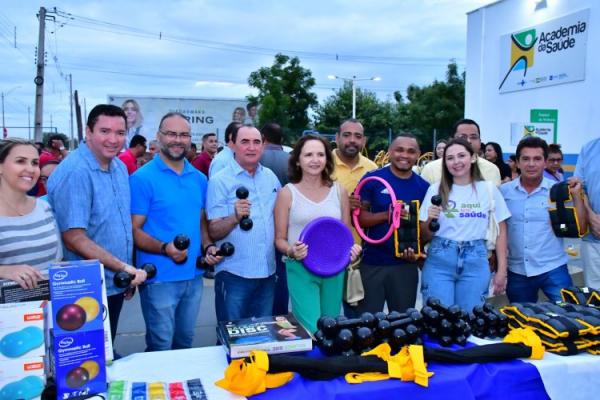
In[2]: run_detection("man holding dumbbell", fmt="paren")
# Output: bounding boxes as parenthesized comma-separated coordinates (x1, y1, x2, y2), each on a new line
(354, 133, 429, 314)
(130, 112, 222, 352)
(206, 125, 281, 321)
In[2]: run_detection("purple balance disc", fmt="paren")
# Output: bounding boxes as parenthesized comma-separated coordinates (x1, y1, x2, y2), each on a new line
(298, 217, 353, 277)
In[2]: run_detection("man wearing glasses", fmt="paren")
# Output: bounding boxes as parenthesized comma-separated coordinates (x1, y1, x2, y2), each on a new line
(130, 112, 221, 351)
(420, 118, 501, 186)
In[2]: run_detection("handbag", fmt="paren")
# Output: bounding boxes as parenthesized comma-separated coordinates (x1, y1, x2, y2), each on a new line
(485, 181, 499, 251)
(336, 182, 365, 305)
(345, 261, 364, 306)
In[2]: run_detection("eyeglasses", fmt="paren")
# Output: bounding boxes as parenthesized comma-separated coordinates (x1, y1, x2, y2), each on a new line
(548, 158, 563, 163)
(39, 176, 49, 182)
(159, 131, 192, 140)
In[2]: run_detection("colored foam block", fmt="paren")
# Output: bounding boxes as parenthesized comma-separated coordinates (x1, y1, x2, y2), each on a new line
(0, 375, 44, 400)
(0, 326, 44, 358)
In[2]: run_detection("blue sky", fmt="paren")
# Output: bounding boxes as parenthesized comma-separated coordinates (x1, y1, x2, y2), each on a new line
(0, 0, 490, 139)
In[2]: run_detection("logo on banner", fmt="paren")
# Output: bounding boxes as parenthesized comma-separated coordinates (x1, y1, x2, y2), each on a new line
(499, 29, 538, 90)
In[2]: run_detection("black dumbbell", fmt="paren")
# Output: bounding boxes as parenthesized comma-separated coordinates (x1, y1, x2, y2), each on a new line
(335, 329, 354, 354)
(354, 327, 374, 353)
(389, 328, 408, 351)
(171, 234, 190, 265)
(196, 242, 236, 270)
(173, 234, 190, 250)
(114, 263, 157, 289)
(235, 187, 253, 231)
(429, 195, 442, 232)
(318, 317, 338, 337)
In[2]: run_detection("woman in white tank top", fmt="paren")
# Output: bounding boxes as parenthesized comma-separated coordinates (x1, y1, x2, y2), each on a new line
(274, 135, 362, 333)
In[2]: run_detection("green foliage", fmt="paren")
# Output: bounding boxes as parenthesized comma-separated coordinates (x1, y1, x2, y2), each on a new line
(247, 53, 318, 143)
(41, 132, 70, 149)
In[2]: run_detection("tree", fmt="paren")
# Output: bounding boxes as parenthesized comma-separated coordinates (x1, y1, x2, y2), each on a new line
(247, 53, 318, 143)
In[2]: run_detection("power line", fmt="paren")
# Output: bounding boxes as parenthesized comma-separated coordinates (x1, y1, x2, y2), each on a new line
(52, 8, 462, 67)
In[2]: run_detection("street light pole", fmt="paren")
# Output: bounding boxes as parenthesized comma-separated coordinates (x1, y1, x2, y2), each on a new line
(351, 76, 356, 118)
(328, 74, 381, 119)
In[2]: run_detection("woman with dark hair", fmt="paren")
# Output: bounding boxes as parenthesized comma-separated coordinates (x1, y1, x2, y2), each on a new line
(274, 135, 361, 333)
(484, 142, 511, 183)
(507, 154, 520, 180)
(435, 139, 448, 160)
(0, 138, 62, 289)
(419, 138, 510, 311)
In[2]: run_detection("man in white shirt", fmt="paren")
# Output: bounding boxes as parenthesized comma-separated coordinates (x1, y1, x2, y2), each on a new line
(420, 119, 501, 186)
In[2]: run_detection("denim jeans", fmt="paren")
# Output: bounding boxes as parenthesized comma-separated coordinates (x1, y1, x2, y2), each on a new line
(506, 264, 572, 303)
(421, 237, 490, 311)
(215, 271, 276, 321)
(139, 276, 203, 352)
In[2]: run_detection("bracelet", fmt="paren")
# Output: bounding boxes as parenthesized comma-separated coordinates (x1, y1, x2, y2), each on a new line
(204, 243, 216, 256)
(160, 242, 168, 255)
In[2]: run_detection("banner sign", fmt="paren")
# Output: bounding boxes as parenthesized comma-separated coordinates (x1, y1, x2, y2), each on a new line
(498, 9, 589, 93)
(108, 95, 252, 144)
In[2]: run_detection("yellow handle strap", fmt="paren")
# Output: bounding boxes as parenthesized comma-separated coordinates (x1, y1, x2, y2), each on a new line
(215, 351, 293, 397)
(503, 327, 545, 360)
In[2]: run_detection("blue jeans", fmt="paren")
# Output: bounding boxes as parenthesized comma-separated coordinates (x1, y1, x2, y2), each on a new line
(215, 271, 276, 321)
(139, 276, 203, 352)
(506, 264, 572, 303)
(421, 237, 490, 311)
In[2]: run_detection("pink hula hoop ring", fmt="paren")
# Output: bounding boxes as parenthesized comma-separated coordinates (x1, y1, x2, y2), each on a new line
(352, 176, 401, 244)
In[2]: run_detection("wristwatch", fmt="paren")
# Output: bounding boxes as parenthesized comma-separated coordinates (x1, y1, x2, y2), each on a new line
(160, 242, 168, 255)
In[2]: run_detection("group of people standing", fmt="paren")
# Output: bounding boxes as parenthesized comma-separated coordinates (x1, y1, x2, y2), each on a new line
(0, 107, 598, 356)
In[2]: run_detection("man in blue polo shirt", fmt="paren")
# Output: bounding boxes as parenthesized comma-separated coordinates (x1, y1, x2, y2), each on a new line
(130, 112, 221, 351)
(501, 137, 586, 302)
(48, 104, 146, 346)
(354, 133, 429, 313)
(207, 125, 281, 321)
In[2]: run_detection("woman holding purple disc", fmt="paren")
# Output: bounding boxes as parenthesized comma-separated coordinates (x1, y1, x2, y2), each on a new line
(274, 135, 362, 333)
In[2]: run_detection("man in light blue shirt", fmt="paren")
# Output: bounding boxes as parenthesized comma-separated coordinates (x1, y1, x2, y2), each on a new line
(208, 122, 240, 178)
(500, 137, 585, 302)
(207, 125, 281, 321)
(48, 104, 147, 344)
(575, 137, 600, 289)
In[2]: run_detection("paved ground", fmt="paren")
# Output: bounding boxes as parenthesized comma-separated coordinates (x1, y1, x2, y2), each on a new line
(113, 239, 585, 357)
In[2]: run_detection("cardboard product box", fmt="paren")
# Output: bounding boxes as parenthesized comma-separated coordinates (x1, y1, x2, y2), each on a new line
(51, 330, 106, 399)
(48, 260, 107, 399)
(44, 261, 114, 361)
(0, 278, 50, 304)
(0, 357, 45, 400)
(48, 260, 104, 336)
(0, 302, 45, 362)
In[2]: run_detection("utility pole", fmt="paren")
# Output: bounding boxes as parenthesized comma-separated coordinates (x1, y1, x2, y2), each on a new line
(69, 74, 74, 142)
(33, 7, 47, 142)
(28, 106, 31, 139)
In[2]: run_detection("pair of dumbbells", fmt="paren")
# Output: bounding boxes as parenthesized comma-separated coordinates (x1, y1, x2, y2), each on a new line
(470, 303, 509, 339)
(422, 297, 471, 346)
(113, 234, 191, 288)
